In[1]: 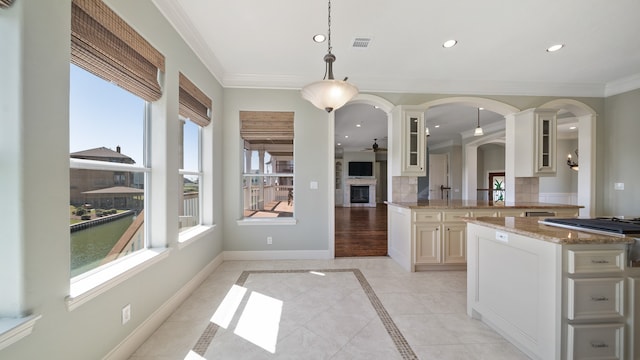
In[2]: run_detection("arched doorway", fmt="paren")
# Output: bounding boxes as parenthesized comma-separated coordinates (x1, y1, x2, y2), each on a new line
(538, 99, 597, 217)
(328, 94, 394, 258)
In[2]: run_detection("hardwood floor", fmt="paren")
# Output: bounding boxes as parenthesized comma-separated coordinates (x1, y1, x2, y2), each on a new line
(335, 204, 388, 257)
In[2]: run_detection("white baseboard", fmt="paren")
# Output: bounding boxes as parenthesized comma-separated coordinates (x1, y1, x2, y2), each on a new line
(103, 252, 224, 360)
(223, 250, 331, 261)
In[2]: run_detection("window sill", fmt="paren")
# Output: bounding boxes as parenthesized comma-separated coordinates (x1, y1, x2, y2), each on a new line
(67, 248, 170, 311)
(0, 314, 42, 351)
(178, 224, 216, 249)
(236, 218, 298, 226)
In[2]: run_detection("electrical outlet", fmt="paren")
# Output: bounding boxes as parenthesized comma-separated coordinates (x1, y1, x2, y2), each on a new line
(267, 236, 272, 245)
(614, 182, 624, 190)
(122, 304, 131, 325)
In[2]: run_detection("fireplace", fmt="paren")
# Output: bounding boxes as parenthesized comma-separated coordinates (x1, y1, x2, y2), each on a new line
(343, 178, 377, 207)
(350, 185, 369, 203)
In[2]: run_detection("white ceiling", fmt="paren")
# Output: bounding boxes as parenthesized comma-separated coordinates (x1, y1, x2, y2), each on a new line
(152, 0, 631, 148)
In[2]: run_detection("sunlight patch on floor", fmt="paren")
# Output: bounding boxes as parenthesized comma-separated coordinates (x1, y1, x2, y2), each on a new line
(210, 284, 247, 329)
(234, 291, 283, 354)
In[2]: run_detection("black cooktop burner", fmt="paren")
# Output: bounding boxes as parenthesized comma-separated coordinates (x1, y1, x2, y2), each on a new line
(542, 217, 640, 235)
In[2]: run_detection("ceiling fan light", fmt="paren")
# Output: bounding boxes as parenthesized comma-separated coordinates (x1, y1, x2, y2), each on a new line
(301, 79, 358, 113)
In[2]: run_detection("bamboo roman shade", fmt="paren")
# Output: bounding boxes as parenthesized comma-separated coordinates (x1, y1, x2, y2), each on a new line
(240, 111, 294, 142)
(179, 73, 212, 127)
(71, 0, 165, 102)
(0, 0, 14, 9)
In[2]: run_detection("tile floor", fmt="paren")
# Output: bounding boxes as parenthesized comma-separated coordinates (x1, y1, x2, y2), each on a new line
(128, 257, 530, 360)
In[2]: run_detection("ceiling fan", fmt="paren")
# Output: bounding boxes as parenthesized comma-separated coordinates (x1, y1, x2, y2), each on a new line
(364, 138, 387, 152)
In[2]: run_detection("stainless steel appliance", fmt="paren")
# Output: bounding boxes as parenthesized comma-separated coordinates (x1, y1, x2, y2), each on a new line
(540, 217, 640, 267)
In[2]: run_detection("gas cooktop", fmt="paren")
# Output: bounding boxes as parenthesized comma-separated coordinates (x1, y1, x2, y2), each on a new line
(540, 217, 640, 236)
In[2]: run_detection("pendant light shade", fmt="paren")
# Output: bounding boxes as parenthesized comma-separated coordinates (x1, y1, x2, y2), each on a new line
(302, 79, 359, 113)
(474, 107, 484, 136)
(301, 0, 358, 112)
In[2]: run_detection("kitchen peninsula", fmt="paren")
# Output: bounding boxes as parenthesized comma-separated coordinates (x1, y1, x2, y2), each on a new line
(465, 217, 638, 360)
(386, 200, 581, 272)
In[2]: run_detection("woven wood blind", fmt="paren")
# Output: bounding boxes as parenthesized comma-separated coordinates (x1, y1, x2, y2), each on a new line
(71, 0, 165, 102)
(179, 73, 211, 127)
(0, 0, 14, 9)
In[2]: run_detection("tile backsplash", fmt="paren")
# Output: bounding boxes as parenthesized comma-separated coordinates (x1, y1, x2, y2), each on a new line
(392, 176, 417, 202)
(514, 177, 539, 202)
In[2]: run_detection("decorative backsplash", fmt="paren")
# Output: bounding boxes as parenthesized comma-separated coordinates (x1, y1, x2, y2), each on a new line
(514, 177, 539, 202)
(392, 176, 417, 202)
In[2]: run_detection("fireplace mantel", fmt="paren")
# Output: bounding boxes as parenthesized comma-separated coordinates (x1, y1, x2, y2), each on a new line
(344, 178, 377, 207)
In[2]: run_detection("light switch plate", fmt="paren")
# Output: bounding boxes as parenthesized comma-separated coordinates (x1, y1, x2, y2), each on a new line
(614, 183, 624, 190)
(310, 181, 318, 189)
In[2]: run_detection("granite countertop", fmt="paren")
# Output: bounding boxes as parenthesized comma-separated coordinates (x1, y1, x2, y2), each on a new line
(465, 216, 635, 245)
(385, 199, 583, 210)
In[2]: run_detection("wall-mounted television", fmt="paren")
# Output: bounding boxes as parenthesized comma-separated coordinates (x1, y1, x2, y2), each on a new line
(348, 161, 373, 177)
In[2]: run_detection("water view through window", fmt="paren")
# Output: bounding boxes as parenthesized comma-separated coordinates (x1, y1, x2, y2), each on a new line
(69, 65, 147, 277)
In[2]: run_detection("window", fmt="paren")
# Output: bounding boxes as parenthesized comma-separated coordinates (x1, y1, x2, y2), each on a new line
(240, 111, 294, 219)
(179, 118, 202, 231)
(178, 73, 211, 233)
(69, 65, 149, 278)
(67, 0, 164, 288)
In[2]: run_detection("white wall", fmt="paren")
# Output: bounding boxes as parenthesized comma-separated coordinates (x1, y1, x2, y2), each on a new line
(603, 88, 640, 215)
(0, 1, 224, 358)
(222, 88, 332, 254)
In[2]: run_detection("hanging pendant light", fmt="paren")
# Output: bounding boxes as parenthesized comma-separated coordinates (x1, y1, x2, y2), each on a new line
(301, 0, 358, 112)
(474, 107, 484, 136)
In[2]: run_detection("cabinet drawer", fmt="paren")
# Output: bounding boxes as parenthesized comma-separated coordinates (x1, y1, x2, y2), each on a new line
(413, 211, 441, 222)
(442, 211, 470, 222)
(567, 278, 624, 320)
(471, 210, 498, 217)
(498, 210, 525, 217)
(567, 250, 625, 274)
(567, 323, 624, 360)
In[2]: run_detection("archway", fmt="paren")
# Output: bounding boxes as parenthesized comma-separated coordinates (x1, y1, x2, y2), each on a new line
(539, 99, 597, 216)
(415, 97, 519, 200)
(328, 94, 394, 258)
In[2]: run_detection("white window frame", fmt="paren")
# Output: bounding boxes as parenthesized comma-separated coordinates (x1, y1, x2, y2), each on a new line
(178, 117, 205, 241)
(66, 102, 169, 310)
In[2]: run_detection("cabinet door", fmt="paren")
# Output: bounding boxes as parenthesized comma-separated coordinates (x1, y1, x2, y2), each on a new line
(402, 110, 426, 176)
(443, 223, 466, 264)
(415, 224, 440, 264)
(535, 110, 557, 175)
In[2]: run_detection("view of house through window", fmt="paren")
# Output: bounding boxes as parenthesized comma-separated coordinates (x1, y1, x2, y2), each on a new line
(241, 111, 294, 219)
(69, 64, 148, 277)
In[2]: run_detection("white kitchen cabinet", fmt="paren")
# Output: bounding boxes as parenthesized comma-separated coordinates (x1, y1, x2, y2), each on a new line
(414, 223, 440, 264)
(466, 222, 631, 360)
(413, 210, 467, 270)
(391, 106, 426, 177)
(513, 108, 558, 177)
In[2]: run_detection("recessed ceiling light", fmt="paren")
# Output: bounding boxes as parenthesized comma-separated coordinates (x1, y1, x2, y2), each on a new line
(569, 126, 577, 130)
(479, 107, 484, 110)
(443, 40, 457, 48)
(435, 125, 440, 128)
(356, 124, 361, 127)
(313, 34, 326, 43)
(546, 44, 564, 52)
(344, 135, 349, 138)
(337, 143, 341, 146)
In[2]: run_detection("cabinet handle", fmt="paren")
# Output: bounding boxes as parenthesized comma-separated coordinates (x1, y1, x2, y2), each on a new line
(591, 259, 609, 264)
(591, 296, 609, 302)
(590, 342, 609, 348)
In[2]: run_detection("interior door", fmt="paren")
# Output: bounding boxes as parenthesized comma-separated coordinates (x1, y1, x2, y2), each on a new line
(429, 154, 448, 200)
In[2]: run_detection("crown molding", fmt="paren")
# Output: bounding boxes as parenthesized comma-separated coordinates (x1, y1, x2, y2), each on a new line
(604, 73, 640, 97)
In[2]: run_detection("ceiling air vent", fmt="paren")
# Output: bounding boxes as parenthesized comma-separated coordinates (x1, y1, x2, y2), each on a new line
(352, 37, 371, 48)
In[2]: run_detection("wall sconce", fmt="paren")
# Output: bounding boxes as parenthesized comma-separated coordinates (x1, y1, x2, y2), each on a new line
(567, 150, 579, 171)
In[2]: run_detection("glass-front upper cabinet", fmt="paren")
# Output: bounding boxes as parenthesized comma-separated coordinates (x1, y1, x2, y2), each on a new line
(513, 108, 557, 177)
(390, 106, 426, 177)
